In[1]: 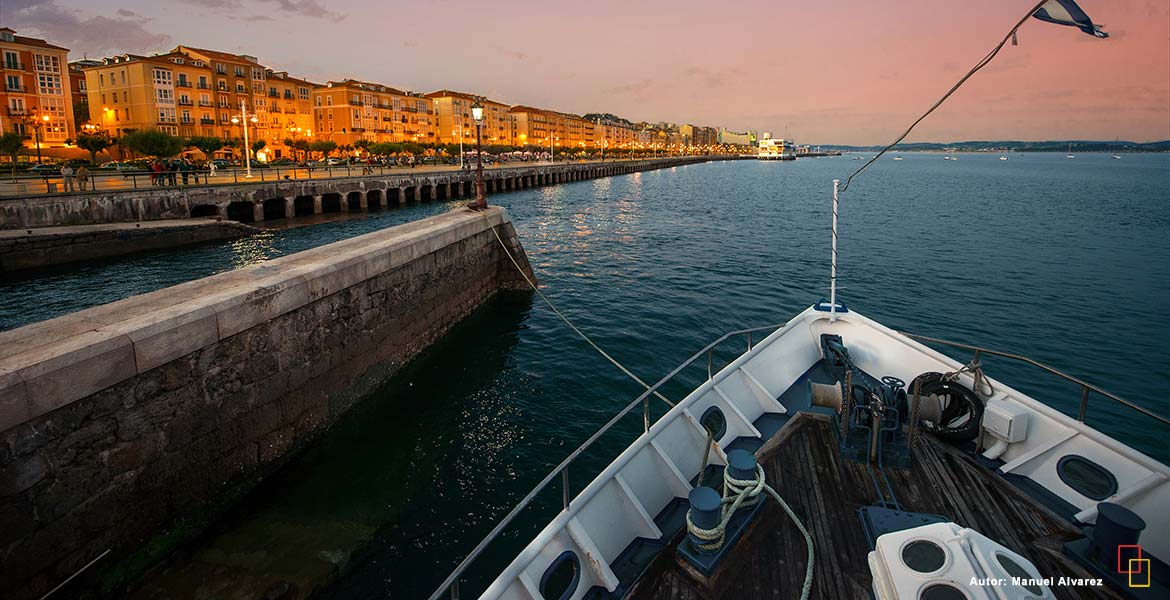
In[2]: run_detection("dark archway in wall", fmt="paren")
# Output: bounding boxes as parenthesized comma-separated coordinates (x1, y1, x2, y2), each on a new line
(401, 187, 415, 203)
(346, 191, 363, 210)
(263, 198, 287, 220)
(367, 189, 383, 209)
(226, 201, 255, 223)
(322, 193, 342, 213)
(294, 195, 315, 216)
(190, 204, 218, 218)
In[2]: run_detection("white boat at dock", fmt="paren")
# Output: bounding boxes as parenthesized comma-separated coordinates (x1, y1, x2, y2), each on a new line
(433, 303, 1170, 600)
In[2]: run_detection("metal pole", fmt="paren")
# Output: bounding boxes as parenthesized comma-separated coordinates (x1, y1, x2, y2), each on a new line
(561, 468, 570, 509)
(474, 122, 485, 208)
(830, 179, 839, 322)
(241, 101, 253, 179)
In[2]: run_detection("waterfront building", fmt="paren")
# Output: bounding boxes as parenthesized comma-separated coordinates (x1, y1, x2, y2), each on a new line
(85, 52, 219, 140)
(171, 46, 273, 149)
(757, 133, 796, 159)
(312, 79, 436, 148)
(583, 113, 639, 153)
(718, 127, 752, 148)
(510, 105, 595, 152)
(0, 28, 75, 149)
(68, 59, 99, 132)
(427, 90, 513, 146)
(262, 70, 316, 159)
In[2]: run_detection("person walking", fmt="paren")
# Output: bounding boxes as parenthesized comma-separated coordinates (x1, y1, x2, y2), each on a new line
(180, 159, 191, 185)
(167, 160, 178, 186)
(149, 161, 160, 186)
(60, 164, 76, 192)
(208, 160, 217, 178)
(76, 165, 90, 191)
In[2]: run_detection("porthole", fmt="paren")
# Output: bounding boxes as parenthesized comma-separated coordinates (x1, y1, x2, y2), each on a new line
(920, 583, 967, 600)
(901, 540, 946, 573)
(539, 550, 580, 600)
(996, 553, 1041, 594)
(1056, 455, 1118, 501)
(700, 406, 727, 441)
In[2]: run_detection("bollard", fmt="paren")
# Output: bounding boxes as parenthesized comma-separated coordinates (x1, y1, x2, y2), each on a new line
(726, 449, 760, 508)
(1091, 502, 1146, 567)
(687, 486, 722, 554)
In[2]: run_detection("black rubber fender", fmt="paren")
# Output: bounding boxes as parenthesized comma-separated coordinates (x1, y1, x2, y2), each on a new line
(909, 372, 984, 442)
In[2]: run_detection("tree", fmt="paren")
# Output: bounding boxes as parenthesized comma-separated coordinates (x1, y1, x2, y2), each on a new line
(73, 101, 90, 132)
(308, 140, 336, 157)
(76, 131, 114, 164)
(0, 132, 25, 177)
(222, 137, 242, 160)
(120, 129, 184, 158)
(250, 139, 266, 159)
(186, 136, 224, 158)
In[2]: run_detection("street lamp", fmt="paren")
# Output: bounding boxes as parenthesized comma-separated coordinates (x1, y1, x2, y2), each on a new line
(21, 109, 52, 164)
(230, 100, 258, 178)
(470, 98, 486, 209)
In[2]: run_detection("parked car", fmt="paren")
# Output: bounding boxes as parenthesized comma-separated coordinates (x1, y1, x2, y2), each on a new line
(268, 158, 296, 166)
(324, 157, 347, 166)
(64, 158, 90, 167)
(303, 160, 325, 169)
(210, 159, 231, 168)
(28, 164, 61, 175)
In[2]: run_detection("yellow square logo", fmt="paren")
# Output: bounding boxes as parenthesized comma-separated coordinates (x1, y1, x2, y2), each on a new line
(1128, 558, 1151, 588)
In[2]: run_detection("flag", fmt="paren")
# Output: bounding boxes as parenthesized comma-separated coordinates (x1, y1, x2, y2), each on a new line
(1032, 0, 1108, 38)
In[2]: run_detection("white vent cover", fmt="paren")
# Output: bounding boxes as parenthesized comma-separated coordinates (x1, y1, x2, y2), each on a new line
(868, 522, 1054, 600)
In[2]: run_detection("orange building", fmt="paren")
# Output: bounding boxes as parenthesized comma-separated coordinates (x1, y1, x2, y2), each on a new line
(312, 79, 436, 147)
(1, 28, 75, 149)
(426, 90, 513, 146)
(261, 70, 316, 159)
(85, 51, 219, 139)
(510, 105, 594, 151)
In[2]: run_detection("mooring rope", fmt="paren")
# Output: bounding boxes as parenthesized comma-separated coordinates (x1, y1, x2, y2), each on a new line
(483, 211, 675, 407)
(685, 464, 815, 599)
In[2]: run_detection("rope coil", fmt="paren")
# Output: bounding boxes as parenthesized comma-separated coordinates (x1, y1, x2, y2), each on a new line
(685, 464, 816, 599)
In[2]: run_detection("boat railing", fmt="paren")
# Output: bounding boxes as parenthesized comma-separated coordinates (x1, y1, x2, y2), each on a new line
(427, 322, 787, 600)
(900, 332, 1170, 428)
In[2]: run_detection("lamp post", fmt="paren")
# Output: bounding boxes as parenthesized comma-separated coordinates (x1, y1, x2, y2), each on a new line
(470, 99, 486, 209)
(286, 126, 302, 161)
(22, 109, 51, 164)
(230, 100, 258, 178)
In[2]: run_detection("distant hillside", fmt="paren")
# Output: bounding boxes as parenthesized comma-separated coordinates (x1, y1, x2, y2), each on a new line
(818, 140, 1170, 153)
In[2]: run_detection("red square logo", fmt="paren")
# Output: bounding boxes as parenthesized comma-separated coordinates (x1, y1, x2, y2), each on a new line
(1117, 545, 1143, 574)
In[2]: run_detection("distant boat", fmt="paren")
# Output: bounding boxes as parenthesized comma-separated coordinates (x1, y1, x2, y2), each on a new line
(892, 156, 904, 161)
(1112, 154, 1121, 159)
(999, 155, 1008, 161)
(1066, 143, 1075, 159)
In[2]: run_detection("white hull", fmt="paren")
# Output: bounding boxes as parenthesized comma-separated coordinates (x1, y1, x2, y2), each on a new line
(476, 304, 1170, 600)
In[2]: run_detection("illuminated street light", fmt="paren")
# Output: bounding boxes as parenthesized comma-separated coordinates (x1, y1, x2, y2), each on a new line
(470, 98, 486, 209)
(230, 100, 259, 178)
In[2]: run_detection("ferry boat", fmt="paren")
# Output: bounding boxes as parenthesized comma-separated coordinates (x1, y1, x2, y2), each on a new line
(758, 136, 797, 161)
(432, 303, 1170, 600)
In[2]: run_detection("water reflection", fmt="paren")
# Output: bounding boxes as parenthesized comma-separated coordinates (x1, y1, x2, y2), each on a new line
(228, 231, 281, 268)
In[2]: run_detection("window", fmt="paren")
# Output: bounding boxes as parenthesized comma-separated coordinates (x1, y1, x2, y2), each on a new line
(234, 66, 245, 77)
(3, 51, 19, 69)
(33, 54, 61, 73)
(99, 73, 104, 86)
(4, 75, 20, 92)
(236, 83, 245, 93)
(151, 68, 172, 85)
(1057, 455, 1117, 500)
(37, 73, 62, 95)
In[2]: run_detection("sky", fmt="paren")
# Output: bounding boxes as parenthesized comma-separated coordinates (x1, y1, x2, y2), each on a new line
(2, 0, 1167, 145)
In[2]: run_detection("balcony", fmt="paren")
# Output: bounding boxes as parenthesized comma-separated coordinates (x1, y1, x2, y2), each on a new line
(198, 100, 213, 107)
(350, 127, 366, 132)
(6, 107, 28, 116)
(267, 91, 278, 98)
(382, 116, 393, 122)
(401, 106, 417, 113)
(180, 117, 194, 124)
(200, 117, 215, 125)
(197, 82, 211, 90)
(284, 109, 295, 114)
(5, 84, 26, 93)
(176, 80, 192, 88)
(348, 100, 364, 106)
(284, 92, 293, 99)
(177, 99, 193, 106)
(3, 62, 25, 71)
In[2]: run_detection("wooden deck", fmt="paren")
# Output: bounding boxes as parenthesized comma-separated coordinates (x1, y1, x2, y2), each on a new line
(626, 413, 1123, 600)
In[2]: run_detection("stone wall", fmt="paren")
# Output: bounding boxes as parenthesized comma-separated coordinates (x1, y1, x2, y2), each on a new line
(0, 157, 709, 229)
(0, 207, 533, 598)
(0, 219, 254, 272)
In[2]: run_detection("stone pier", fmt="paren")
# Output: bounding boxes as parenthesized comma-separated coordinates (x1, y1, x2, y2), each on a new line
(0, 157, 709, 229)
(0, 207, 534, 599)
